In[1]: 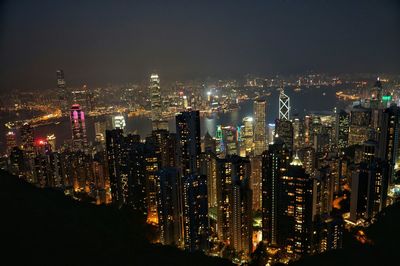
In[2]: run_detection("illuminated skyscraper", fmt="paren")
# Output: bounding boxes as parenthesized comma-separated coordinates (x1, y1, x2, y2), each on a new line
(250, 155, 262, 211)
(348, 105, 371, 145)
(199, 152, 218, 209)
(350, 159, 389, 222)
(183, 174, 209, 252)
(157, 168, 181, 246)
(267, 123, 275, 144)
(176, 110, 201, 176)
(230, 174, 253, 255)
(20, 123, 35, 153)
(150, 73, 163, 130)
(337, 110, 350, 150)
(94, 119, 107, 143)
(276, 119, 294, 152)
(57, 69, 69, 112)
(221, 126, 238, 156)
(216, 155, 251, 245)
(379, 105, 400, 183)
(70, 104, 88, 152)
(5, 131, 16, 155)
(253, 99, 267, 155)
(282, 156, 314, 256)
(106, 129, 128, 207)
(46, 134, 56, 152)
(279, 89, 290, 120)
(262, 139, 290, 245)
(242, 117, 254, 155)
(56, 69, 66, 90)
(112, 115, 126, 130)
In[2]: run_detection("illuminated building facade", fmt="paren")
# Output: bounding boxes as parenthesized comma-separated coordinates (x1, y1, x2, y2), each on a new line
(242, 117, 254, 156)
(348, 106, 371, 146)
(379, 105, 400, 183)
(57, 69, 69, 112)
(5, 131, 16, 155)
(262, 139, 290, 245)
(70, 104, 88, 152)
(337, 110, 350, 150)
(183, 174, 209, 252)
(150, 73, 163, 130)
(157, 168, 181, 246)
(275, 119, 294, 152)
(253, 99, 267, 156)
(279, 89, 290, 120)
(112, 115, 126, 130)
(106, 129, 128, 207)
(350, 159, 389, 222)
(283, 157, 313, 256)
(176, 110, 201, 176)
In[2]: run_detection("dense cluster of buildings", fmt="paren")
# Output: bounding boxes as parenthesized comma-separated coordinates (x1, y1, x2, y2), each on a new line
(2, 72, 400, 264)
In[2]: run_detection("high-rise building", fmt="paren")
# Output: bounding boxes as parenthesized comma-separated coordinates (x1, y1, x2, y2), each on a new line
(253, 99, 267, 155)
(176, 110, 201, 176)
(267, 123, 275, 144)
(5, 131, 17, 155)
(250, 155, 262, 211)
(293, 117, 302, 150)
(57, 69, 69, 112)
(216, 155, 251, 245)
(9, 147, 26, 177)
(279, 89, 290, 120)
(125, 135, 147, 212)
(150, 73, 163, 130)
(282, 156, 314, 256)
(20, 123, 35, 154)
(242, 117, 254, 156)
(298, 146, 315, 176)
(230, 174, 253, 256)
(262, 139, 290, 245)
(348, 105, 371, 146)
(350, 159, 389, 222)
(183, 174, 209, 252)
(318, 215, 344, 253)
(112, 115, 126, 130)
(199, 152, 218, 209)
(379, 105, 400, 183)
(202, 131, 216, 154)
(106, 129, 128, 207)
(337, 110, 350, 150)
(157, 168, 181, 246)
(70, 104, 88, 152)
(221, 126, 239, 156)
(275, 119, 294, 152)
(94, 119, 107, 143)
(144, 143, 160, 225)
(46, 134, 56, 152)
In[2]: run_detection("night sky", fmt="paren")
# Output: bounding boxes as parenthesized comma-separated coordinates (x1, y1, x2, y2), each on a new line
(0, 0, 399, 90)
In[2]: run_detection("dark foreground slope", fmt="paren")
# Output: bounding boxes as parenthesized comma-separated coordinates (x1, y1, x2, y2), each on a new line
(290, 202, 400, 266)
(0, 171, 231, 266)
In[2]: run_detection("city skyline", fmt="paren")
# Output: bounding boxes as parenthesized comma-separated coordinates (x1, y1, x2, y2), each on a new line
(1, 1, 400, 265)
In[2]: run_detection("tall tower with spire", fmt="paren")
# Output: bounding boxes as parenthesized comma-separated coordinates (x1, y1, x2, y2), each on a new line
(279, 89, 290, 120)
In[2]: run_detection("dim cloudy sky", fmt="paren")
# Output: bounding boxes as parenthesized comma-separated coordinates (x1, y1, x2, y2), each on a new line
(0, 0, 399, 90)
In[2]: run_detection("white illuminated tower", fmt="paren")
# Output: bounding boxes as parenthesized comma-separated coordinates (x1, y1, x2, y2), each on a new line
(150, 73, 162, 124)
(279, 89, 290, 120)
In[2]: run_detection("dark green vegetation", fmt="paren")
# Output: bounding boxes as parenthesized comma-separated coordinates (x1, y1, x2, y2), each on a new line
(0, 171, 231, 266)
